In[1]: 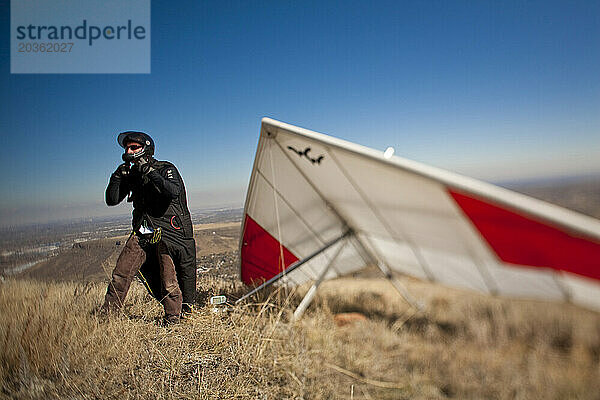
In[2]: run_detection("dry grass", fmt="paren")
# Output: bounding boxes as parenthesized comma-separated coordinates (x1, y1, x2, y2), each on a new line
(1, 274, 599, 399)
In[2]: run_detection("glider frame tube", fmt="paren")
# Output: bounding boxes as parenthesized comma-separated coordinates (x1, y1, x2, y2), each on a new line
(375, 261, 424, 311)
(235, 228, 352, 304)
(292, 237, 348, 321)
(352, 233, 425, 311)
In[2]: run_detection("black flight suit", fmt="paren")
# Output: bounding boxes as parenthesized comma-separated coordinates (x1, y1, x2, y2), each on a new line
(103, 158, 196, 313)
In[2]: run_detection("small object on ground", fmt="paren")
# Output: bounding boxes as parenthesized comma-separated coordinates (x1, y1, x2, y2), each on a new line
(333, 312, 367, 327)
(210, 295, 226, 305)
(209, 295, 228, 314)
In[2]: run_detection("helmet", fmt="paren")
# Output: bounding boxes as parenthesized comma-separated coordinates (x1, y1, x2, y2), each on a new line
(117, 131, 155, 162)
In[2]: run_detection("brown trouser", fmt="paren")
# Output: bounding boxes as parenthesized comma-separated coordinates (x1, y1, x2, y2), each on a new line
(102, 234, 182, 319)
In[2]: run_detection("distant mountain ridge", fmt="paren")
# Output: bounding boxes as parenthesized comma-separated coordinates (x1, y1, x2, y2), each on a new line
(503, 175, 600, 219)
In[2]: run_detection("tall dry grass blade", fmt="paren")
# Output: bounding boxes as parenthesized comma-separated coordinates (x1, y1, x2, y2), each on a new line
(325, 362, 410, 390)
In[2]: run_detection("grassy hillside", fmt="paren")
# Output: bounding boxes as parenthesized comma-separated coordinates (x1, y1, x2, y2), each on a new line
(2, 274, 599, 399)
(19, 237, 124, 282)
(20, 222, 241, 283)
(5, 186, 600, 399)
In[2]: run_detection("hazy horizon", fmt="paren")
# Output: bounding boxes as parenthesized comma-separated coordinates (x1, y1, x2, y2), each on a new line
(0, 171, 598, 229)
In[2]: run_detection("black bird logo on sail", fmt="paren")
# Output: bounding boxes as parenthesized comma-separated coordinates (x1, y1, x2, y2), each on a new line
(287, 146, 324, 165)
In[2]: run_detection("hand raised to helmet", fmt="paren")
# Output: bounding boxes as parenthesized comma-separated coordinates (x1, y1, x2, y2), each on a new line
(134, 156, 155, 175)
(114, 163, 131, 178)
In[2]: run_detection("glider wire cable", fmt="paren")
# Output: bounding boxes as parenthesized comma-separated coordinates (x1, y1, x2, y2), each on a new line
(269, 139, 287, 285)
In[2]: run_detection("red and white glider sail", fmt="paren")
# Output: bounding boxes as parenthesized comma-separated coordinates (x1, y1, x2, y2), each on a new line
(240, 118, 600, 311)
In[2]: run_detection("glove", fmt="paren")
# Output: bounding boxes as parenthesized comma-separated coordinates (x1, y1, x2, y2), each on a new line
(135, 156, 155, 175)
(113, 163, 130, 178)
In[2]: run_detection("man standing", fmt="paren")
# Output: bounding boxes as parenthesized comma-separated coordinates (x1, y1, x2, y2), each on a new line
(102, 131, 196, 324)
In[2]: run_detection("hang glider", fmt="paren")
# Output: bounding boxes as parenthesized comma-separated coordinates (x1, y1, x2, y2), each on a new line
(238, 118, 600, 313)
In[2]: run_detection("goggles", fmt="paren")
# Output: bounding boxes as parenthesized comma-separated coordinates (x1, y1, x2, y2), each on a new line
(126, 143, 143, 151)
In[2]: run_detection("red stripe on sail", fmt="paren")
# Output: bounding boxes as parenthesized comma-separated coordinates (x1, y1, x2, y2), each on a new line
(241, 214, 299, 285)
(449, 190, 600, 281)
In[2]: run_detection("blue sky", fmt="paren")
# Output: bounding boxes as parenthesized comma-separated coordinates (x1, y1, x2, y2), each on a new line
(1, 1, 599, 226)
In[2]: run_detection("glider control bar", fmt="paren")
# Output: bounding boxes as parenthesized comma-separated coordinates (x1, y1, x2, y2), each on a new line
(235, 228, 352, 304)
(292, 237, 348, 321)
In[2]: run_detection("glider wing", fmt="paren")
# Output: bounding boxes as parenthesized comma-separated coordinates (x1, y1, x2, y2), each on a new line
(239, 118, 600, 311)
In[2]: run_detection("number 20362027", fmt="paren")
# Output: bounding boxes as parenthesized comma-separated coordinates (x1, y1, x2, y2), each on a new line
(18, 42, 74, 53)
